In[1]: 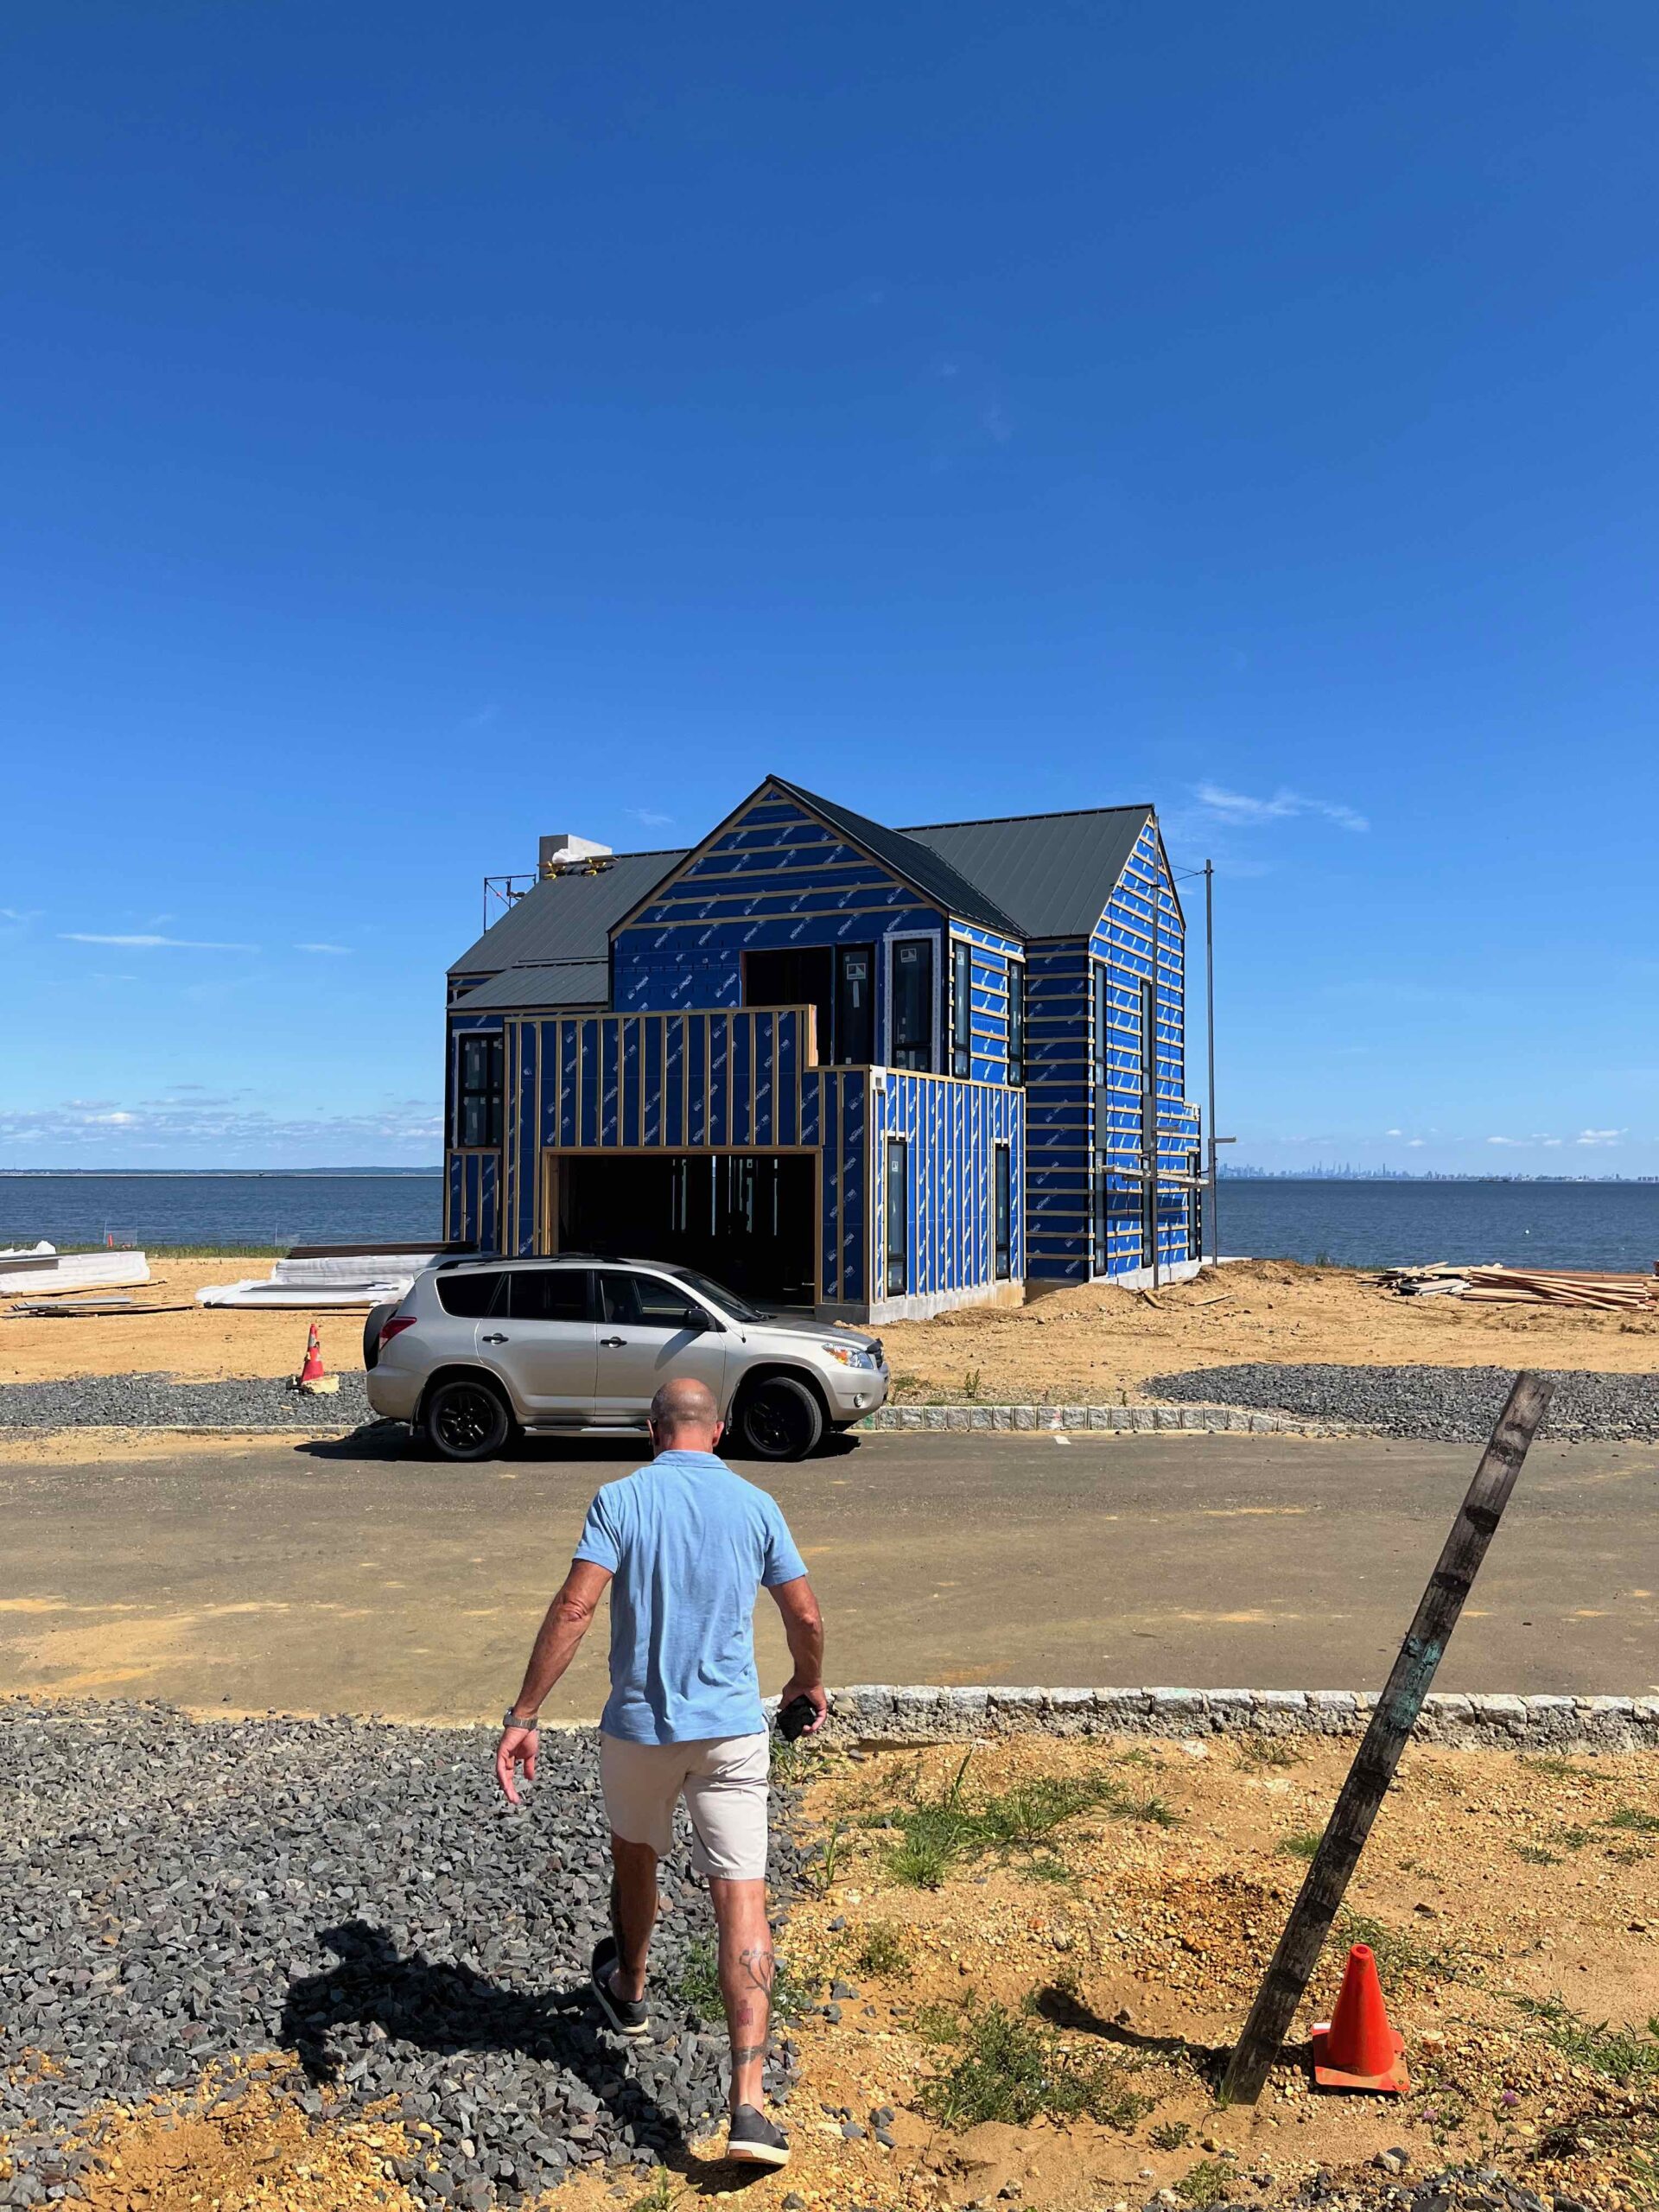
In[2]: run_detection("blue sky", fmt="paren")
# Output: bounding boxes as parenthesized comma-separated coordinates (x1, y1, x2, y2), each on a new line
(3, 3, 1656, 1173)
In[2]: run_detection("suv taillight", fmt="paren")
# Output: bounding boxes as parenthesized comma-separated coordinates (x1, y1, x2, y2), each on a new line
(378, 1316, 418, 1348)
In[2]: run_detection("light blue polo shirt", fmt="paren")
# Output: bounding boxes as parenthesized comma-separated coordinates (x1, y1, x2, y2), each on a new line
(574, 1449, 809, 1745)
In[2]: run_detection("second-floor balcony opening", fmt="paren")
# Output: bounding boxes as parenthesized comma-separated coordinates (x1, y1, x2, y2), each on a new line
(743, 944, 874, 1066)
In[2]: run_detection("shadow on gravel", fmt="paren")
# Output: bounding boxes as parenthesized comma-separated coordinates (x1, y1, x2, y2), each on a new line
(281, 1920, 686, 2156)
(1030, 1978, 1256, 2080)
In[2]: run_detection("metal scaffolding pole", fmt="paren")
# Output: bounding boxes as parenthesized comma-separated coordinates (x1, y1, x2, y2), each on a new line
(1205, 859, 1218, 1264)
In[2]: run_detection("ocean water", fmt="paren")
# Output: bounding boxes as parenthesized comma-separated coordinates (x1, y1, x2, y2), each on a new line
(2, 1171, 1655, 1273)
(1213, 1178, 1659, 1274)
(0, 1173, 443, 1252)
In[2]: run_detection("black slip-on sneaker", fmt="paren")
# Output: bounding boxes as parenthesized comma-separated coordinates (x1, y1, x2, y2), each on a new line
(725, 2104, 790, 2167)
(590, 1936, 650, 2037)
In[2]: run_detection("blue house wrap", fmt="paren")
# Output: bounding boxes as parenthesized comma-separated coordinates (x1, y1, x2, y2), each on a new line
(443, 777, 1200, 1321)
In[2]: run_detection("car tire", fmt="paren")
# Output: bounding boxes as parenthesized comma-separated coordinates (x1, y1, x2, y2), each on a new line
(734, 1375, 824, 1462)
(363, 1302, 397, 1372)
(423, 1376, 515, 1463)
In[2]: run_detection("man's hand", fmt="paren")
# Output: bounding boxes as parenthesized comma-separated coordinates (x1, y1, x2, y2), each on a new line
(495, 1724, 538, 1805)
(779, 1676, 828, 1734)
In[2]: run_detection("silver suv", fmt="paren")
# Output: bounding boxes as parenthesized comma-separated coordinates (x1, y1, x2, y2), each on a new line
(364, 1255, 889, 1463)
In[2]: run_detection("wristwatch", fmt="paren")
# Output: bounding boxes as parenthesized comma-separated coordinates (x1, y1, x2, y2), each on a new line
(502, 1709, 539, 1732)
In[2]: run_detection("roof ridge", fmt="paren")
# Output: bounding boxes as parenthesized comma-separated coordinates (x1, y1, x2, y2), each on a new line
(767, 774, 1027, 939)
(902, 803, 1154, 832)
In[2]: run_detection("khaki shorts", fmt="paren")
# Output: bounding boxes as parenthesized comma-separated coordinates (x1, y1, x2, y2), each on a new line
(599, 1731, 771, 1881)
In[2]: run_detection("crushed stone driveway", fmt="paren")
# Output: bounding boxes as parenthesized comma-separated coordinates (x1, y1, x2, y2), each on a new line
(2, 1430, 1656, 1718)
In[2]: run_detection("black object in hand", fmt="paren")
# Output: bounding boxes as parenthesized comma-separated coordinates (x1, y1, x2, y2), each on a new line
(777, 1694, 819, 1742)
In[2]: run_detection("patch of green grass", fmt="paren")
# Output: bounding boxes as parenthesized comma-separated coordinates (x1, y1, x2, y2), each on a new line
(1020, 1853, 1079, 1887)
(1513, 1995, 1659, 2085)
(1148, 2119, 1192, 2150)
(1237, 1735, 1300, 1769)
(877, 1753, 1129, 1888)
(1116, 1793, 1180, 1829)
(1511, 1843, 1561, 1865)
(671, 1937, 808, 2028)
(1610, 1842, 1650, 1866)
(855, 1922, 914, 1979)
(962, 1368, 983, 1401)
(630, 2171, 682, 2212)
(1520, 1753, 1604, 1783)
(915, 2001, 1154, 2133)
(1335, 1910, 1465, 1993)
(1609, 1805, 1659, 1834)
(909, 1999, 966, 2046)
(1174, 2159, 1235, 2208)
(1276, 1829, 1323, 1860)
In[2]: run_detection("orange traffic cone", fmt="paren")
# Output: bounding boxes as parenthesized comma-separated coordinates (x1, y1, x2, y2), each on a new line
(296, 1323, 338, 1395)
(1310, 1944, 1410, 2093)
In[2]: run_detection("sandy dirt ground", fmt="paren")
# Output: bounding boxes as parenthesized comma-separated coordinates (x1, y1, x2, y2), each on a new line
(6, 1255, 1659, 1400)
(1, 1258, 376, 1388)
(881, 1259, 1659, 1405)
(17, 1736, 1657, 2212)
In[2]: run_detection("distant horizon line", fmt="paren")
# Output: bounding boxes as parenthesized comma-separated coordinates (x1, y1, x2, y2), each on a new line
(2, 1165, 1657, 1186)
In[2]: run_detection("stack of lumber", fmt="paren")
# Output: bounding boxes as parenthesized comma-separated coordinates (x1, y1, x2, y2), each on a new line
(1380, 1262, 1658, 1311)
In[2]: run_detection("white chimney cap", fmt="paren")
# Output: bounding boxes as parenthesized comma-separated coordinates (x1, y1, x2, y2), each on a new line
(539, 833, 613, 872)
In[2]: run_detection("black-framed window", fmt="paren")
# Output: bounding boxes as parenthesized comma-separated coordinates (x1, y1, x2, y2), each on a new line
(835, 944, 874, 1065)
(890, 939, 934, 1072)
(1092, 963, 1109, 1090)
(1093, 1155, 1109, 1274)
(1141, 981, 1157, 1266)
(508, 1266, 593, 1322)
(884, 1138, 909, 1296)
(455, 1033, 504, 1147)
(1007, 962, 1025, 1087)
(994, 1143, 1012, 1281)
(951, 939, 973, 1078)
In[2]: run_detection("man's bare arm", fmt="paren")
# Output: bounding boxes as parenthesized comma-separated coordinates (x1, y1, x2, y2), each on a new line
(494, 1559, 613, 1802)
(769, 1574, 827, 1733)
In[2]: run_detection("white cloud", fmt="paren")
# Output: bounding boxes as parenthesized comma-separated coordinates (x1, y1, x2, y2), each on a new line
(1385, 1128, 1403, 1137)
(295, 942, 351, 955)
(0, 1097, 443, 1158)
(1, 906, 43, 922)
(1407, 1137, 1426, 1147)
(60, 932, 259, 951)
(1575, 1128, 1624, 1146)
(627, 809, 675, 830)
(1194, 782, 1369, 833)
(1487, 1133, 1561, 1147)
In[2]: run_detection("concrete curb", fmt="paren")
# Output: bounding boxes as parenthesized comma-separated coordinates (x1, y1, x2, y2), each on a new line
(858, 1401, 1359, 1436)
(807, 1683, 1659, 1753)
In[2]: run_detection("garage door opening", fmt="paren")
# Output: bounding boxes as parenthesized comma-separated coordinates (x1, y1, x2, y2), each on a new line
(553, 1152, 817, 1308)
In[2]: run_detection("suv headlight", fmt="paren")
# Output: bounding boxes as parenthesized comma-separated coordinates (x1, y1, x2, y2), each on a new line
(821, 1343, 877, 1370)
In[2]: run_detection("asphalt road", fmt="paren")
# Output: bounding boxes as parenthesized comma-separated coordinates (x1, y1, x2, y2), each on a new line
(3, 1430, 1656, 1719)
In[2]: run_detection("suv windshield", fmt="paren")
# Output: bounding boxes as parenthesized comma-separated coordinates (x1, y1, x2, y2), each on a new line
(664, 1268, 770, 1324)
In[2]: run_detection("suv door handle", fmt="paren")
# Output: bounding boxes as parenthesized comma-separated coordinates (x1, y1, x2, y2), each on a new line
(481, 1332, 508, 1344)
(600, 1335, 625, 1348)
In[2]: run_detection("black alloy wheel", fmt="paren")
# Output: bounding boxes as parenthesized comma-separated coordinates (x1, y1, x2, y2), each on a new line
(735, 1376, 824, 1462)
(423, 1376, 513, 1462)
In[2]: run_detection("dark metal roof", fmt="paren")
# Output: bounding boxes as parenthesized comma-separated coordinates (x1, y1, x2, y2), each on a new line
(453, 960, 611, 1011)
(901, 805, 1154, 939)
(771, 778, 1026, 940)
(448, 849, 686, 976)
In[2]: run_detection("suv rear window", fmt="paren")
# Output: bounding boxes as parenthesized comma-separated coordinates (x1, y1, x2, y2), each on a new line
(436, 1270, 505, 1318)
(507, 1268, 594, 1323)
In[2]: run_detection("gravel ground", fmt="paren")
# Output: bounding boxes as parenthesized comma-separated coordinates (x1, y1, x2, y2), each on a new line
(1147, 1363, 1659, 1442)
(2, 1704, 804, 2206)
(0, 1372, 372, 1430)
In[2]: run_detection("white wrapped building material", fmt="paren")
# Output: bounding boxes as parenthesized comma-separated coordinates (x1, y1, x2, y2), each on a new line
(1, 1243, 152, 1296)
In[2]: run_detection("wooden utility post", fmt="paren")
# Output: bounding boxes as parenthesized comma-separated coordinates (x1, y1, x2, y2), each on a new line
(1220, 1370, 1554, 2104)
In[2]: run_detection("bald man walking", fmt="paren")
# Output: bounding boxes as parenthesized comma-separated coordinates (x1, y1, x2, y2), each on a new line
(495, 1376, 825, 2169)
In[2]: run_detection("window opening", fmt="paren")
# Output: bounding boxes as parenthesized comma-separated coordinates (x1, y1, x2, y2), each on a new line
(891, 940, 934, 1072)
(455, 1033, 504, 1148)
(884, 1138, 909, 1295)
(951, 940, 973, 1078)
(994, 1144, 1012, 1281)
(1007, 963, 1025, 1087)
(834, 945, 874, 1065)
